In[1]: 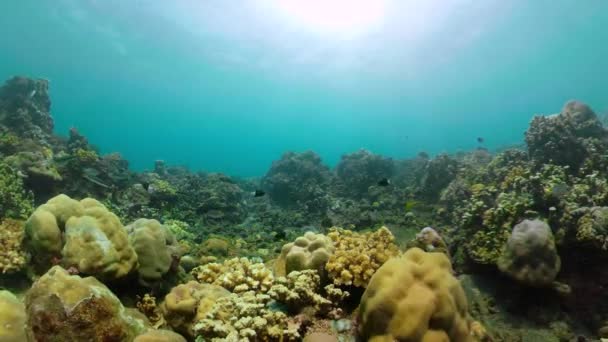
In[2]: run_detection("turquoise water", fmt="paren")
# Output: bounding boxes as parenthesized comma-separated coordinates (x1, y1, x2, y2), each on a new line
(1, 0, 607, 176)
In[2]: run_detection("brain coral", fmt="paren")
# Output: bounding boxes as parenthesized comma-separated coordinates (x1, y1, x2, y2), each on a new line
(126, 218, 181, 286)
(498, 219, 561, 287)
(326, 226, 400, 287)
(0, 290, 26, 342)
(24, 194, 137, 279)
(359, 248, 473, 342)
(25, 266, 148, 342)
(277, 231, 334, 277)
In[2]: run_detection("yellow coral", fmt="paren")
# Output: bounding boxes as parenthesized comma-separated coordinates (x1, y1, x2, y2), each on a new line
(0, 290, 26, 342)
(325, 226, 400, 288)
(193, 291, 300, 341)
(359, 248, 474, 342)
(192, 257, 274, 293)
(0, 219, 27, 274)
(161, 281, 229, 338)
(276, 231, 334, 277)
(24, 194, 137, 279)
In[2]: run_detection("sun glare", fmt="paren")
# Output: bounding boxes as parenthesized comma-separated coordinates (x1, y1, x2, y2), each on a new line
(275, 0, 389, 39)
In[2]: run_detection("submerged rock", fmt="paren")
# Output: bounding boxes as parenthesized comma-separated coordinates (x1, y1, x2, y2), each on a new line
(25, 266, 148, 341)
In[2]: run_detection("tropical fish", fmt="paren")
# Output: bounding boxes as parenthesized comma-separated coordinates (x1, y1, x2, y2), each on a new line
(404, 199, 419, 212)
(253, 189, 266, 197)
(477, 137, 484, 143)
(377, 178, 390, 186)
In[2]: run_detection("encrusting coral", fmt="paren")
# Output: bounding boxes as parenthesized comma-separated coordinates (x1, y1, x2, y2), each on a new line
(24, 194, 137, 279)
(192, 257, 274, 293)
(126, 218, 182, 286)
(25, 266, 148, 342)
(0, 290, 27, 342)
(498, 219, 561, 287)
(0, 219, 27, 274)
(358, 247, 477, 342)
(325, 226, 400, 287)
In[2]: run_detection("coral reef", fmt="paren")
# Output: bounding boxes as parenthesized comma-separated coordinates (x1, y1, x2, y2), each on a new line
(498, 219, 561, 287)
(358, 248, 475, 341)
(262, 150, 332, 213)
(25, 266, 148, 341)
(325, 226, 400, 287)
(136, 294, 165, 328)
(126, 218, 181, 286)
(526, 100, 608, 171)
(0, 219, 27, 274)
(334, 149, 394, 198)
(0, 290, 27, 342)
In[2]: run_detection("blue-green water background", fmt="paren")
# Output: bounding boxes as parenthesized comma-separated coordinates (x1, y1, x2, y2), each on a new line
(1, 1, 607, 176)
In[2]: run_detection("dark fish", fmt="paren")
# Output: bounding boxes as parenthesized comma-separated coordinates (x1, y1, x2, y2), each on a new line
(477, 137, 484, 143)
(253, 189, 266, 197)
(377, 178, 390, 186)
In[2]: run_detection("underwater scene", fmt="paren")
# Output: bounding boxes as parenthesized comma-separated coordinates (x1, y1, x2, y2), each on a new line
(1, 1, 608, 341)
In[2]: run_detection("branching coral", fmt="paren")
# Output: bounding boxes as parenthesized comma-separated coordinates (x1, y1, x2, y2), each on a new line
(0, 161, 33, 219)
(325, 226, 400, 287)
(193, 291, 301, 341)
(268, 270, 334, 314)
(192, 257, 274, 293)
(0, 219, 27, 274)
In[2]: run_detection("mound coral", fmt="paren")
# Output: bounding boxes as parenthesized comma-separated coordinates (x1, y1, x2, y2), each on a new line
(277, 231, 334, 277)
(24, 194, 137, 279)
(126, 218, 181, 286)
(498, 219, 561, 287)
(0, 290, 26, 342)
(0, 219, 27, 274)
(25, 266, 148, 341)
(358, 248, 474, 341)
(325, 226, 400, 287)
(192, 257, 274, 293)
(161, 281, 230, 338)
(134, 329, 187, 342)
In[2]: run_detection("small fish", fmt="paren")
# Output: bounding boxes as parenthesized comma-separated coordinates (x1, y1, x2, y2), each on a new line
(477, 137, 484, 143)
(253, 189, 266, 197)
(377, 178, 390, 186)
(28, 89, 37, 98)
(404, 199, 419, 212)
